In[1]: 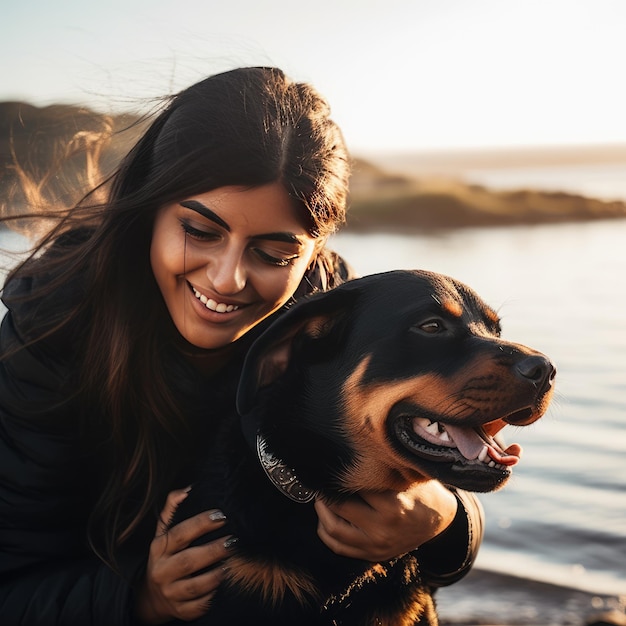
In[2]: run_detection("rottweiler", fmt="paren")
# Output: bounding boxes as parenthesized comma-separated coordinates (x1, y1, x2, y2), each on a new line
(173, 269, 556, 625)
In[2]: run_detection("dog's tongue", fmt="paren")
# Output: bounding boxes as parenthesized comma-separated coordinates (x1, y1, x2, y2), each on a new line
(445, 424, 521, 466)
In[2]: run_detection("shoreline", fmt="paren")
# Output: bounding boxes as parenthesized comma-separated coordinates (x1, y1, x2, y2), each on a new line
(435, 567, 625, 626)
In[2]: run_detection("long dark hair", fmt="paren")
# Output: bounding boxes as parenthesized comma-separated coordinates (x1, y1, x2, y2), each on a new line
(1, 67, 351, 565)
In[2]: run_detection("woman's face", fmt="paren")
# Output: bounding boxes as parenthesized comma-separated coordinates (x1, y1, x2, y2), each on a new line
(151, 183, 320, 349)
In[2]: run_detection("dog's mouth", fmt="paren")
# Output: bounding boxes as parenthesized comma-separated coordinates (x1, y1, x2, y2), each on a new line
(397, 415, 523, 466)
(392, 408, 533, 490)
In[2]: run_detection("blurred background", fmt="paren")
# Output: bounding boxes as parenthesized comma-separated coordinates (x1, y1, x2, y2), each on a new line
(1, 1, 625, 624)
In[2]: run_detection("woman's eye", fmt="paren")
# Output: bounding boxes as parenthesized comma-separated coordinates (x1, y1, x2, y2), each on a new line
(180, 220, 219, 241)
(254, 248, 299, 267)
(413, 319, 445, 334)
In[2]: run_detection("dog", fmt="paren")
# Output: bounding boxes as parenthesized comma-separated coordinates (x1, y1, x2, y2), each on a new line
(173, 269, 556, 625)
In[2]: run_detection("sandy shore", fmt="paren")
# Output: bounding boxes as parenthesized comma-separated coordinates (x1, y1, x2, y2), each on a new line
(434, 568, 625, 626)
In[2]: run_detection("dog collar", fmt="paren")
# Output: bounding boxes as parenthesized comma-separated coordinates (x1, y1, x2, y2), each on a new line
(256, 435, 319, 504)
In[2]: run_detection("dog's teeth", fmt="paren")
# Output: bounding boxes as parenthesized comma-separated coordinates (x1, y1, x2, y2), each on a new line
(425, 421, 440, 435)
(412, 418, 430, 435)
(411, 418, 453, 444)
(488, 460, 496, 468)
(478, 447, 489, 463)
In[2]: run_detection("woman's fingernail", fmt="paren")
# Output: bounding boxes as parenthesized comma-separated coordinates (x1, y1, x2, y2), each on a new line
(224, 536, 239, 550)
(209, 510, 227, 522)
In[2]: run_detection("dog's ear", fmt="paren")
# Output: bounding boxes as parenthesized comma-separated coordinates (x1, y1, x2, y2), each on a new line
(236, 287, 357, 416)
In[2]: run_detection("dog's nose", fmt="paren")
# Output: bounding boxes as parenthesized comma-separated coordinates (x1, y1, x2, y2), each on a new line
(516, 355, 556, 390)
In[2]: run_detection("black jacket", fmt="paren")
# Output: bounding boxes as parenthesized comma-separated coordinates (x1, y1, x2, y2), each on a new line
(0, 267, 150, 625)
(0, 251, 483, 625)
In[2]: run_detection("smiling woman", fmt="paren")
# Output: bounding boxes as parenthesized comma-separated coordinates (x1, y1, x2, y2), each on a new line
(0, 66, 483, 625)
(151, 184, 321, 349)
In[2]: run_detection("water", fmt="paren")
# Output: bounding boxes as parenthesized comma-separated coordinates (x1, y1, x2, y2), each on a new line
(329, 219, 626, 624)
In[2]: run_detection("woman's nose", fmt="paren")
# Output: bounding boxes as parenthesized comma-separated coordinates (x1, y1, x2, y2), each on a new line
(205, 249, 247, 295)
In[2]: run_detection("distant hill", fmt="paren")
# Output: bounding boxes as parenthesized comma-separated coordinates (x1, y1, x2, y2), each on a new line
(348, 158, 626, 231)
(2, 101, 626, 231)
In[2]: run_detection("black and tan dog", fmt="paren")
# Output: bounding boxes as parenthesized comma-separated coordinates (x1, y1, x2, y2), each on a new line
(175, 269, 556, 625)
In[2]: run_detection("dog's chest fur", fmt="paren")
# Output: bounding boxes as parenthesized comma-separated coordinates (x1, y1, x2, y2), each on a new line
(175, 413, 439, 625)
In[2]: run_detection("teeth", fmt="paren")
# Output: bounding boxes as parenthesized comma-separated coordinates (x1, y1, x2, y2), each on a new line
(192, 288, 239, 313)
(478, 445, 505, 469)
(411, 419, 507, 470)
(413, 419, 452, 442)
(425, 421, 440, 436)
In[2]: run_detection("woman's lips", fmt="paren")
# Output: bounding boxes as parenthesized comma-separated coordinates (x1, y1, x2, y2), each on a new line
(188, 282, 244, 314)
(192, 286, 239, 313)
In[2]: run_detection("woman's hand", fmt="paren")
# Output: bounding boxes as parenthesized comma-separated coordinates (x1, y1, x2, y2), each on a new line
(314, 481, 458, 562)
(135, 488, 236, 624)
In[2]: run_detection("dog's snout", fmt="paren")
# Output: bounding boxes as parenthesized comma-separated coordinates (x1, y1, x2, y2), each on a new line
(516, 355, 556, 389)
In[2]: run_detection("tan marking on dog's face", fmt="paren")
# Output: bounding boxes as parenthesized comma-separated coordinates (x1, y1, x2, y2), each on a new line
(226, 554, 320, 607)
(441, 298, 463, 318)
(338, 357, 444, 492)
(484, 306, 501, 325)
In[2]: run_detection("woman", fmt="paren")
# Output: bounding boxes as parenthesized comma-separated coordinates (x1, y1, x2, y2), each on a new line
(0, 67, 483, 624)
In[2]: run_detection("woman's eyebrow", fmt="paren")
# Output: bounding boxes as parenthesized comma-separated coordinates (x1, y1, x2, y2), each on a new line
(180, 200, 230, 231)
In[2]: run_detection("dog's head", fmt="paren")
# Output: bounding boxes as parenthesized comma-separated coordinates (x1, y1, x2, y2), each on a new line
(237, 270, 555, 494)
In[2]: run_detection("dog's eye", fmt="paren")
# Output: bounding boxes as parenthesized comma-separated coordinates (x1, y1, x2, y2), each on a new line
(412, 319, 445, 334)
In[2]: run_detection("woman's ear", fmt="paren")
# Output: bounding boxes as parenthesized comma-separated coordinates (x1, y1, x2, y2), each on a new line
(307, 236, 329, 269)
(292, 238, 331, 298)
(314, 235, 328, 254)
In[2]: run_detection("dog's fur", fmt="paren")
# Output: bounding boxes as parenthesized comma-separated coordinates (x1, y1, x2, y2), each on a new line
(174, 269, 555, 625)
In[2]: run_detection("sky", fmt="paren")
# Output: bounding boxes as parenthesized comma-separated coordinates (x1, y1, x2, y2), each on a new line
(3, 0, 626, 154)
